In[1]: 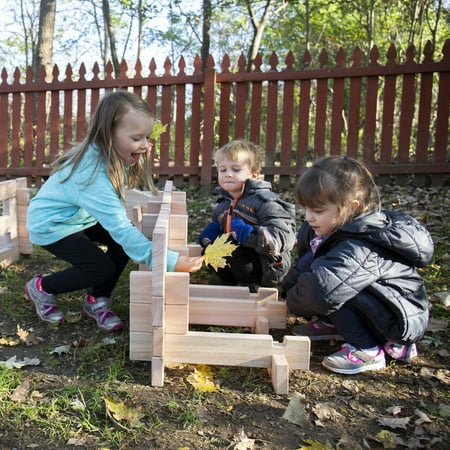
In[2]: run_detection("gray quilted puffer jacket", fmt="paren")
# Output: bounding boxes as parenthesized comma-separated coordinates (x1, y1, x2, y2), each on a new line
(282, 209, 434, 344)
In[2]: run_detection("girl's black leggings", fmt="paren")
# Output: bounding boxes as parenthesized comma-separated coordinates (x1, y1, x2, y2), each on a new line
(40, 222, 129, 298)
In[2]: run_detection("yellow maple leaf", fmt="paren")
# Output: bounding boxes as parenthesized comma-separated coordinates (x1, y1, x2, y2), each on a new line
(104, 396, 144, 429)
(203, 233, 237, 271)
(187, 364, 219, 392)
(150, 122, 167, 140)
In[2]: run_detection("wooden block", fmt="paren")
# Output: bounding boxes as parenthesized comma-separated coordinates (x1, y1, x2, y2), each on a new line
(189, 284, 254, 300)
(16, 187, 31, 205)
(130, 206, 142, 230)
(152, 325, 164, 357)
(187, 244, 203, 257)
(255, 316, 270, 334)
(142, 213, 158, 238)
(0, 216, 16, 236)
(271, 354, 289, 395)
(0, 246, 19, 267)
(130, 271, 189, 305)
(147, 201, 162, 214)
(15, 178, 28, 189)
(169, 214, 188, 243)
(129, 331, 152, 361)
(171, 190, 186, 203)
(129, 303, 152, 332)
(151, 356, 165, 387)
(166, 304, 189, 334)
(152, 296, 164, 327)
(188, 288, 286, 329)
(151, 227, 168, 297)
(0, 180, 16, 198)
(130, 271, 152, 303)
(189, 297, 258, 327)
(164, 332, 310, 370)
(166, 273, 189, 305)
(130, 302, 189, 334)
(125, 188, 160, 207)
(171, 202, 187, 215)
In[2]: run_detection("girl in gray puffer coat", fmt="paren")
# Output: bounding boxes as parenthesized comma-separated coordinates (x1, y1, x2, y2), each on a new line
(281, 156, 434, 375)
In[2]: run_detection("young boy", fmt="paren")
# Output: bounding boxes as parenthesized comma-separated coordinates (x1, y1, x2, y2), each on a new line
(199, 139, 296, 292)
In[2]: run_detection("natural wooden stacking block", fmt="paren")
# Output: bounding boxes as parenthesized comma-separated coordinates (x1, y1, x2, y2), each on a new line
(0, 178, 32, 266)
(129, 180, 310, 394)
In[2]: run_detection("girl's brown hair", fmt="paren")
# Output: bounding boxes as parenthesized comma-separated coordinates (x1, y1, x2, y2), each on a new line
(51, 90, 157, 200)
(295, 156, 380, 227)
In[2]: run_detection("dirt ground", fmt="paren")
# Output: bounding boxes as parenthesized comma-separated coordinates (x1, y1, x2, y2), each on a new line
(0, 183, 449, 449)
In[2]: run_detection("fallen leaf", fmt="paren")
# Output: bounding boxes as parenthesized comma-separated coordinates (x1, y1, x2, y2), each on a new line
(187, 364, 219, 392)
(386, 405, 402, 415)
(10, 377, 31, 402)
(16, 325, 38, 346)
(104, 396, 144, 429)
(0, 356, 41, 369)
(0, 336, 20, 346)
(64, 311, 81, 323)
(50, 345, 71, 356)
(336, 434, 363, 449)
(414, 408, 432, 425)
(101, 337, 117, 345)
(282, 391, 308, 426)
(70, 398, 86, 411)
(204, 233, 237, 271)
(227, 430, 255, 449)
(438, 403, 450, 417)
(312, 402, 343, 421)
(299, 440, 333, 449)
(377, 416, 410, 429)
(433, 291, 450, 307)
(426, 317, 448, 333)
(372, 429, 405, 448)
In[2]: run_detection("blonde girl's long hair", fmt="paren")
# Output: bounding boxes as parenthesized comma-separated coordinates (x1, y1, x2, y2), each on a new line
(295, 155, 381, 227)
(51, 89, 158, 201)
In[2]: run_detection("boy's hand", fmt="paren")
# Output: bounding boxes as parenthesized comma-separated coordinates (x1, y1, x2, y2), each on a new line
(199, 221, 220, 248)
(174, 255, 204, 272)
(230, 218, 254, 245)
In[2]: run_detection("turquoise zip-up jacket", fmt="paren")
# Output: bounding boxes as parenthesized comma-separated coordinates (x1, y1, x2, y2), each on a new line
(26, 145, 179, 271)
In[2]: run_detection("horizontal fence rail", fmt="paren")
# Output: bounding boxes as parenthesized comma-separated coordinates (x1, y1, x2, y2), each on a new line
(0, 40, 449, 188)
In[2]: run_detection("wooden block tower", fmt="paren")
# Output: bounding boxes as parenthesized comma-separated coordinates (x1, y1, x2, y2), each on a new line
(128, 181, 310, 394)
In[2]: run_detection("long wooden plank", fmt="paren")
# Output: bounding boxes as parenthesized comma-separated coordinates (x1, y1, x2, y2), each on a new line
(164, 332, 310, 370)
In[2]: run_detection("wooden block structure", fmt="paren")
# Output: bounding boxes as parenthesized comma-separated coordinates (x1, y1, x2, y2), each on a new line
(0, 178, 32, 267)
(128, 181, 310, 394)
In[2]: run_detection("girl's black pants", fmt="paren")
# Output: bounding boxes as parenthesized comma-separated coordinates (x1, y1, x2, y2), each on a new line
(40, 222, 129, 298)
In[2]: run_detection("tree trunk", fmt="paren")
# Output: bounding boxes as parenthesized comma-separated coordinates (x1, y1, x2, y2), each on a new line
(201, 0, 212, 72)
(33, 0, 56, 82)
(102, 0, 120, 76)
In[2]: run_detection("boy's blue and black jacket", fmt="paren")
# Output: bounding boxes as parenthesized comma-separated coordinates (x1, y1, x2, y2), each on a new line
(282, 209, 434, 344)
(208, 178, 297, 287)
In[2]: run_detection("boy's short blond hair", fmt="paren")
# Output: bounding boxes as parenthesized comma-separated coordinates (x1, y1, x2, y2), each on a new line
(214, 139, 263, 173)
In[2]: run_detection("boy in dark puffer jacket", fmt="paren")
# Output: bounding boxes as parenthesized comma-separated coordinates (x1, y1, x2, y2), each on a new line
(199, 139, 296, 293)
(282, 156, 433, 374)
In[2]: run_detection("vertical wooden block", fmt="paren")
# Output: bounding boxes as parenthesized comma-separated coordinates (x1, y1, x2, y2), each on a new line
(152, 326, 164, 357)
(271, 354, 289, 395)
(151, 356, 165, 387)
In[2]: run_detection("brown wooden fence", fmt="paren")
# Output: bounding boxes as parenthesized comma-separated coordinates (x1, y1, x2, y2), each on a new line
(0, 40, 449, 189)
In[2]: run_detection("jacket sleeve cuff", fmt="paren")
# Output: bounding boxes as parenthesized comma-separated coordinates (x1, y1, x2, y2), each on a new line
(166, 250, 179, 272)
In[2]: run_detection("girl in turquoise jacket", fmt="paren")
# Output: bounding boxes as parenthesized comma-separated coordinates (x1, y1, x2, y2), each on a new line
(25, 90, 203, 331)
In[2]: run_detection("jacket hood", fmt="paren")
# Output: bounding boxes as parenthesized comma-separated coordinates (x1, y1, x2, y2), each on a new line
(340, 209, 434, 268)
